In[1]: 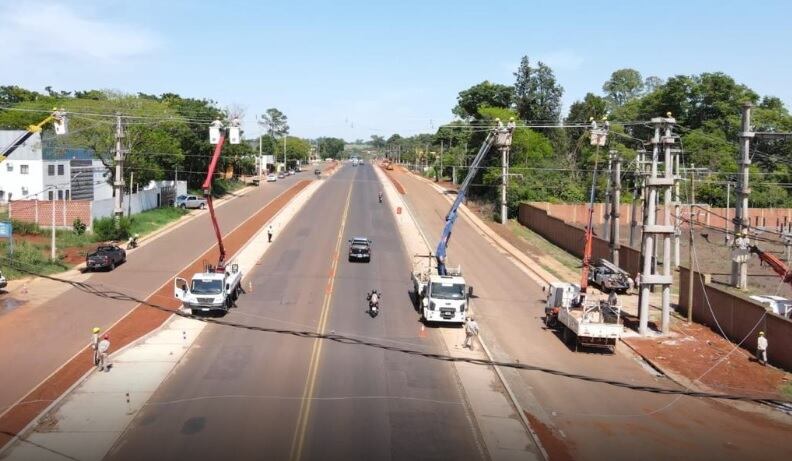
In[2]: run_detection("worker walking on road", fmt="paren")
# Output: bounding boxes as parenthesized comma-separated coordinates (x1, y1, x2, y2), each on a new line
(463, 317, 480, 350)
(267, 225, 274, 243)
(757, 331, 768, 366)
(90, 327, 101, 365)
(97, 334, 111, 372)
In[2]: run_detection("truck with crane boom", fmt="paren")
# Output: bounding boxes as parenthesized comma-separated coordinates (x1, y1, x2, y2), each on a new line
(0, 109, 67, 163)
(410, 126, 512, 323)
(544, 121, 622, 351)
(174, 120, 243, 314)
(749, 245, 792, 318)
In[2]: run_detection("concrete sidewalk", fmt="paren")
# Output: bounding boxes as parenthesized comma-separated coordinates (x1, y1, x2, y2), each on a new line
(375, 165, 545, 461)
(1, 178, 329, 460)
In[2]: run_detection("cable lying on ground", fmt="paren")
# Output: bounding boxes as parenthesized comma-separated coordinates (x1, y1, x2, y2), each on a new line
(2, 257, 789, 407)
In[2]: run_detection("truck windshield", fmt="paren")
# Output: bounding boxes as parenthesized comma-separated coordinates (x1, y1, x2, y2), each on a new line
(191, 279, 223, 295)
(430, 282, 465, 300)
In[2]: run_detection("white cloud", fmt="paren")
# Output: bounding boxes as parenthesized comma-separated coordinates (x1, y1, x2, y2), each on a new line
(0, 2, 160, 63)
(535, 50, 584, 71)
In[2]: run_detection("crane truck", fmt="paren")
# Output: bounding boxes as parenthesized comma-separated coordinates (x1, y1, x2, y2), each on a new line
(749, 245, 792, 318)
(411, 125, 513, 323)
(174, 120, 244, 314)
(544, 121, 622, 351)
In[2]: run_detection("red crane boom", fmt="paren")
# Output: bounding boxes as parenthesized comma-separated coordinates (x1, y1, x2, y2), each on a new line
(202, 133, 227, 272)
(750, 245, 792, 284)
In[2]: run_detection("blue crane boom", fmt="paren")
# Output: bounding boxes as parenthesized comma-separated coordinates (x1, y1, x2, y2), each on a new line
(435, 125, 513, 275)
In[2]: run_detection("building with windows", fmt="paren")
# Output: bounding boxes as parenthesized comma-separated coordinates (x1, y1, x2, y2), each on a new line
(0, 130, 112, 204)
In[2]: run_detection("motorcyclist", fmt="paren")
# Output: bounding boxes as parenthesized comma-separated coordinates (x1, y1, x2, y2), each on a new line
(367, 289, 380, 310)
(127, 233, 140, 248)
(378, 191, 383, 203)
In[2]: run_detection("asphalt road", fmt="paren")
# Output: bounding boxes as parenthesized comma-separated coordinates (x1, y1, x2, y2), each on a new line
(395, 169, 792, 461)
(0, 174, 304, 415)
(107, 164, 483, 461)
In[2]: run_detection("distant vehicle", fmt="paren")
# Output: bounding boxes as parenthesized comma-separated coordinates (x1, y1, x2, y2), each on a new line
(267, 174, 277, 182)
(325, 157, 333, 162)
(0, 270, 7, 290)
(314, 168, 321, 176)
(348, 237, 371, 262)
(749, 295, 792, 318)
(278, 172, 286, 179)
(588, 258, 630, 293)
(86, 244, 126, 271)
(351, 158, 359, 167)
(288, 169, 294, 175)
(175, 194, 207, 210)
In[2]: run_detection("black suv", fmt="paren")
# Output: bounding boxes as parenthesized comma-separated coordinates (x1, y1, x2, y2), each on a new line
(348, 237, 371, 262)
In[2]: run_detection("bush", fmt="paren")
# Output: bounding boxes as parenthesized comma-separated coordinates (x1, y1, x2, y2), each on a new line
(93, 216, 131, 242)
(10, 219, 41, 235)
(72, 218, 87, 235)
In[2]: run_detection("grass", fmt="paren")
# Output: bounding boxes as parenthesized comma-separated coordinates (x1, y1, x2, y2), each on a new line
(507, 220, 582, 272)
(129, 207, 188, 237)
(781, 382, 792, 400)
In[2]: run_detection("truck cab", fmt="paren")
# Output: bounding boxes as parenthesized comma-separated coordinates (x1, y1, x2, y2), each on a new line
(414, 272, 471, 323)
(175, 263, 242, 314)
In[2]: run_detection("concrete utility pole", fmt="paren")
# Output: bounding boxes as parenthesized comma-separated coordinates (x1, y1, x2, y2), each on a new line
(127, 171, 134, 216)
(610, 150, 621, 266)
(500, 140, 510, 224)
(732, 103, 753, 289)
(638, 116, 676, 336)
(629, 149, 645, 248)
(113, 114, 125, 222)
(603, 151, 613, 241)
(50, 189, 56, 260)
(724, 181, 730, 244)
(687, 167, 696, 324)
(673, 152, 681, 269)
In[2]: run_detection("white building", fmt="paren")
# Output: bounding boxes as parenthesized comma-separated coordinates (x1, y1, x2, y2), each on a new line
(0, 130, 112, 203)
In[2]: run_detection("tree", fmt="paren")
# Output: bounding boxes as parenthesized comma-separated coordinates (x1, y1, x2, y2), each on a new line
(513, 56, 563, 122)
(644, 76, 664, 94)
(370, 135, 386, 149)
(260, 108, 289, 138)
(452, 81, 514, 120)
(0, 86, 43, 104)
(317, 137, 345, 158)
(603, 68, 644, 107)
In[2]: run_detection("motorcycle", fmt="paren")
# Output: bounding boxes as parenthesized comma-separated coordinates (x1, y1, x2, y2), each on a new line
(127, 234, 139, 249)
(367, 291, 380, 318)
(378, 193, 383, 204)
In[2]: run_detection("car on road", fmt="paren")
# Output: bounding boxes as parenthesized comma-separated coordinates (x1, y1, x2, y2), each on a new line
(86, 244, 126, 271)
(277, 172, 286, 179)
(0, 270, 7, 290)
(314, 168, 321, 176)
(266, 174, 277, 182)
(288, 169, 294, 175)
(175, 194, 207, 210)
(348, 237, 372, 262)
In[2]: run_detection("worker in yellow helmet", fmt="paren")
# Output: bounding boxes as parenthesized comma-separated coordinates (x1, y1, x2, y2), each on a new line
(90, 327, 101, 365)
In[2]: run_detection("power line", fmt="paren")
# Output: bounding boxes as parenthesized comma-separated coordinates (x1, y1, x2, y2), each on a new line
(0, 258, 788, 406)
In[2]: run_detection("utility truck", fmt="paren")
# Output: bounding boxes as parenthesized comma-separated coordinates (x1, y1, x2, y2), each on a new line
(410, 124, 512, 324)
(174, 119, 244, 315)
(543, 120, 622, 352)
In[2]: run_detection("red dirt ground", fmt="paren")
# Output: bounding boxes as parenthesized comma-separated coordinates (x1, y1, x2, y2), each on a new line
(0, 181, 310, 449)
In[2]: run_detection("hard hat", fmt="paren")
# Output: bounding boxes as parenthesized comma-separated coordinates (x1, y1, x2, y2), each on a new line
(602, 115, 608, 121)
(667, 111, 673, 117)
(509, 117, 515, 121)
(589, 117, 594, 121)
(92, 327, 100, 334)
(495, 117, 501, 121)
(759, 331, 764, 336)
(134, 234, 139, 238)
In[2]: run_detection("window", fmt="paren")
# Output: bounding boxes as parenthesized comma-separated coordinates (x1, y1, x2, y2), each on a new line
(6, 163, 12, 172)
(21, 187, 28, 196)
(57, 190, 63, 200)
(20, 164, 29, 175)
(48, 165, 55, 176)
(48, 190, 54, 201)
(58, 164, 64, 175)
(65, 190, 70, 200)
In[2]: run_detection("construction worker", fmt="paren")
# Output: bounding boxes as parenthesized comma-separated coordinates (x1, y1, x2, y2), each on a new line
(90, 327, 101, 365)
(97, 334, 111, 372)
(757, 331, 768, 366)
(506, 117, 516, 131)
(495, 118, 504, 130)
(607, 290, 618, 307)
(463, 317, 480, 350)
(267, 225, 274, 243)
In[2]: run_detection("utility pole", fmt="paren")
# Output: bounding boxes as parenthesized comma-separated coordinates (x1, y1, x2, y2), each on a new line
(724, 181, 730, 244)
(113, 114, 125, 223)
(673, 152, 681, 268)
(610, 150, 621, 266)
(439, 140, 444, 181)
(732, 103, 753, 289)
(50, 188, 56, 260)
(127, 171, 134, 216)
(638, 116, 676, 336)
(258, 134, 263, 183)
(687, 167, 696, 324)
(603, 151, 613, 241)
(629, 149, 645, 248)
(500, 139, 510, 224)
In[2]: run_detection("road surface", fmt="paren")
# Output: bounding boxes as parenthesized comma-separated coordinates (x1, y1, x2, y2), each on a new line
(107, 164, 484, 461)
(394, 168, 792, 461)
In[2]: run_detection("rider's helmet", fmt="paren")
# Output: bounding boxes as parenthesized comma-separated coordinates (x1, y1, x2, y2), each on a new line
(92, 327, 100, 334)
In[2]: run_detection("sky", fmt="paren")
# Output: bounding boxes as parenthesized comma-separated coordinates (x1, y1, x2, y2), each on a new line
(2, 0, 792, 141)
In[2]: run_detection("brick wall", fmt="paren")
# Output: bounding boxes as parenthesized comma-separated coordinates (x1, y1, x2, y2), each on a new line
(679, 266, 792, 371)
(9, 200, 92, 229)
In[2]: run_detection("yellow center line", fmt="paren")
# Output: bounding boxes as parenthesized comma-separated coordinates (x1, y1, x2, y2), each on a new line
(289, 182, 354, 461)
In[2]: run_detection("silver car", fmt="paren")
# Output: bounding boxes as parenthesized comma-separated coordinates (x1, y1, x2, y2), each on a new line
(175, 194, 207, 209)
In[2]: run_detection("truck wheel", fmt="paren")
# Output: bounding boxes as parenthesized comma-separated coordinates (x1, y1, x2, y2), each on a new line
(109, 262, 115, 271)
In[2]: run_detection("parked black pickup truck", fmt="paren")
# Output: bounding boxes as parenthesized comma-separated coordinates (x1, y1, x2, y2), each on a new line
(86, 244, 126, 271)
